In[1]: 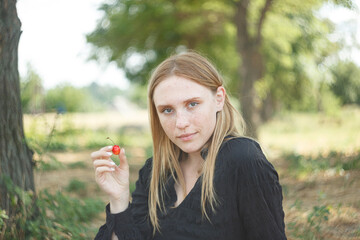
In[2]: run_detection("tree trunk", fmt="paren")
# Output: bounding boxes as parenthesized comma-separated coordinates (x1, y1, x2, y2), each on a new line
(260, 92, 276, 123)
(238, 45, 263, 138)
(234, 0, 273, 139)
(0, 0, 35, 217)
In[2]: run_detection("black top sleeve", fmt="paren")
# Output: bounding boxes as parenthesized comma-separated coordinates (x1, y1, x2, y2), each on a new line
(94, 158, 153, 240)
(230, 138, 287, 239)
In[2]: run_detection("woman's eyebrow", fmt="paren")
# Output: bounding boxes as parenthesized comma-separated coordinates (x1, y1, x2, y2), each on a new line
(185, 97, 201, 102)
(156, 104, 171, 110)
(156, 97, 202, 109)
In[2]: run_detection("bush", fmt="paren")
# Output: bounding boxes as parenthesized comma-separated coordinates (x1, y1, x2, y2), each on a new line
(284, 150, 360, 178)
(66, 179, 87, 196)
(36, 155, 65, 171)
(0, 176, 103, 239)
(44, 84, 102, 113)
(288, 202, 331, 240)
(330, 61, 360, 105)
(67, 161, 87, 169)
(20, 64, 45, 114)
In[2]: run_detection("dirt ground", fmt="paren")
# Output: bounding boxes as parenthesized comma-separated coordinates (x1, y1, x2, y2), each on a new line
(34, 149, 360, 239)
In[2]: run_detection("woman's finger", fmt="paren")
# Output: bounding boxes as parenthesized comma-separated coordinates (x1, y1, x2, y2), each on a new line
(91, 149, 113, 161)
(118, 148, 129, 171)
(93, 159, 117, 168)
(95, 166, 116, 175)
(100, 145, 113, 152)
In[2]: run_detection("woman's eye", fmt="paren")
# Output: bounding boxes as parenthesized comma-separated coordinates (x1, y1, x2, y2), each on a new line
(189, 102, 198, 108)
(162, 108, 173, 114)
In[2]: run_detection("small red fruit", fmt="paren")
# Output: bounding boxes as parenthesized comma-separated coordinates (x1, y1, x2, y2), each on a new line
(106, 137, 120, 155)
(112, 145, 120, 155)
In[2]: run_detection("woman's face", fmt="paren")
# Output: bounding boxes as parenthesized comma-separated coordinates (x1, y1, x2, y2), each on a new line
(153, 76, 225, 158)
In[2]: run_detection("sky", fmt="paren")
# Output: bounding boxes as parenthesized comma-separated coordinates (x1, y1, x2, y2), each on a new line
(17, 0, 360, 90)
(17, 0, 129, 90)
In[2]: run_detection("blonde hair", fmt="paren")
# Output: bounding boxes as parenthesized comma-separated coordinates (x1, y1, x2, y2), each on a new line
(147, 51, 245, 233)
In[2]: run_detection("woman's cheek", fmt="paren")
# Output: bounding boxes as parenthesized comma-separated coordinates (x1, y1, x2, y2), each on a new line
(160, 117, 175, 135)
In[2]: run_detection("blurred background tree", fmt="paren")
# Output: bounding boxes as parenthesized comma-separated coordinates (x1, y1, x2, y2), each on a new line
(330, 60, 360, 105)
(86, 0, 357, 138)
(19, 64, 127, 113)
(45, 84, 97, 113)
(20, 64, 45, 114)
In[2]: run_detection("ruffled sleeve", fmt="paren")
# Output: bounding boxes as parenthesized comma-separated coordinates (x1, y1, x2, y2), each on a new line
(94, 158, 153, 240)
(228, 138, 287, 239)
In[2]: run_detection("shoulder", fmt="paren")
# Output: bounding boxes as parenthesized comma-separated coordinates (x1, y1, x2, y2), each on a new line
(219, 137, 265, 163)
(218, 137, 278, 183)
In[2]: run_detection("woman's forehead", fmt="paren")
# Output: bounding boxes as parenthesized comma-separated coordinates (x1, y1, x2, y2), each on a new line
(153, 76, 212, 105)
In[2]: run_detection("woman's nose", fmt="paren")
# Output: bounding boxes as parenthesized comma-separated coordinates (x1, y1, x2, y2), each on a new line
(175, 111, 190, 129)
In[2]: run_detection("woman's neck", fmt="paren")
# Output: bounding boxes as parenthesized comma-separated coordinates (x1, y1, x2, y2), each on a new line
(181, 152, 204, 176)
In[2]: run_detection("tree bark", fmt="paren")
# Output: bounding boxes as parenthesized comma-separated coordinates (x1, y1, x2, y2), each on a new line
(261, 92, 276, 122)
(0, 0, 35, 216)
(238, 44, 263, 138)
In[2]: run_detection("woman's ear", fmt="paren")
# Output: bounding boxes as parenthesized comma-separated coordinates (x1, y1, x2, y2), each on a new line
(215, 86, 226, 112)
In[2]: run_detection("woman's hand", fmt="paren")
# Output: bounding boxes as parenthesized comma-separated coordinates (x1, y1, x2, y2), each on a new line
(91, 146, 130, 213)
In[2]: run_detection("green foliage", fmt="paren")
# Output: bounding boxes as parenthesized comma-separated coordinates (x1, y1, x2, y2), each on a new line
(20, 64, 45, 114)
(20, 68, 128, 113)
(129, 182, 136, 193)
(259, 106, 360, 154)
(66, 179, 88, 197)
(288, 202, 331, 240)
(0, 176, 103, 239)
(316, 83, 342, 115)
(330, 61, 360, 105)
(85, 82, 128, 108)
(66, 179, 87, 193)
(36, 155, 66, 171)
(284, 150, 360, 178)
(26, 113, 91, 154)
(67, 161, 87, 169)
(24, 112, 153, 156)
(128, 83, 148, 108)
(25, 113, 68, 171)
(307, 205, 330, 235)
(0, 209, 9, 229)
(87, 0, 357, 116)
(87, 0, 238, 87)
(45, 83, 99, 112)
(260, 0, 344, 112)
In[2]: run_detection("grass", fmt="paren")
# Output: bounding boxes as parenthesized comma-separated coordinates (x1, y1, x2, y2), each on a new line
(259, 105, 360, 155)
(258, 106, 360, 239)
(23, 111, 152, 153)
(283, 150, 360, 178)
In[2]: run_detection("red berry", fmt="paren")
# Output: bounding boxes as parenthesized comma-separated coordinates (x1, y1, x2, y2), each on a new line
(107, 137, 121, 155)
(112, 145, 120, 155)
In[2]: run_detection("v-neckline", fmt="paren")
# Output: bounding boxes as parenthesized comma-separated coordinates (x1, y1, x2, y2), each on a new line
(171, 175, 201, 209)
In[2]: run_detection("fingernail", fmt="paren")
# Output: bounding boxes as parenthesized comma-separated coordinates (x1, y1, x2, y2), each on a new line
(110, 168, 115, 171)
(106, 152, 112, 156)
(110, 162, 116, 165)
(123, 148, 126, 154)
(107, 146, 113, 150)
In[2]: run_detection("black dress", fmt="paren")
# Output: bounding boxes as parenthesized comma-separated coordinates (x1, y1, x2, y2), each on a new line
(95, 137, 287, 239)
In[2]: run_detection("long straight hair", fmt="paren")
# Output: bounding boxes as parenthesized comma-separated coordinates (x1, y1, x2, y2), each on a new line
(147, 51, 245, 233)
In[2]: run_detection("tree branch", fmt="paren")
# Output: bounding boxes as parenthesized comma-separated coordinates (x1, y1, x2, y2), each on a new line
(256, 0, 274, 44)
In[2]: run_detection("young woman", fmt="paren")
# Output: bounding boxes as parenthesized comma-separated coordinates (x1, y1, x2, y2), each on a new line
(91, 51, 287, 240)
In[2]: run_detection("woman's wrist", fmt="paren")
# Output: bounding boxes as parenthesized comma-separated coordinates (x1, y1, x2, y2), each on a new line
(109, 198, 129, 214)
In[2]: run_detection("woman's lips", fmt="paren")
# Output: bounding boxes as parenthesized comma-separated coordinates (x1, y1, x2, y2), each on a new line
(177, 133, 196, 141)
